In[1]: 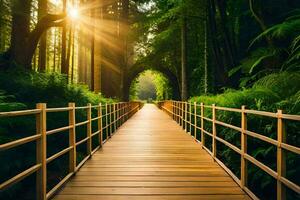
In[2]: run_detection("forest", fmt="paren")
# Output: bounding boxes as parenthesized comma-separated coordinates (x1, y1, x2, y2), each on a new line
(0, 0, 299, 199)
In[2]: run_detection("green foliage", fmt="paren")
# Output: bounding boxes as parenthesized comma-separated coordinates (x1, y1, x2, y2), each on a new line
(0, 90, 26, 112)
(129, 70, 172, 101)
(0, 69, 114, 199)
(153, 71, 172, 100)
(0, 69, 113, 110)
(190, 72, 300, 199)
(249, 15, 300, 48)
(136, 71, 157, 100)
(228, 11, 300, 88)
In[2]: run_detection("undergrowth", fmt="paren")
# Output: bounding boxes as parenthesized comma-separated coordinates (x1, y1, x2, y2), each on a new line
(0, 69, 116, 200)
(190, 72, 300, 200)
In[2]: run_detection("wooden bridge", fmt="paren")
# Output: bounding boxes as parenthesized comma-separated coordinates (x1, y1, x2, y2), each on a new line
(54, 104, 249, 200)
(0, 101, 299, 200)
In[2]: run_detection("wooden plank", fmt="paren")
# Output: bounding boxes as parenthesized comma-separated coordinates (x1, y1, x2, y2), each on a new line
(54, 104, 250, 199)
(71, 176, 234, 182)
(65, 181, 238, 187)
(59, 187, 245, 195)
(78, 167, 224, 172)
(76, 171, 228, 176)
(55, 194, 252, 200)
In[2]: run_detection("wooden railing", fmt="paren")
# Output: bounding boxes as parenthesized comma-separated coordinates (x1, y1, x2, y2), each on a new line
(157, 100, 300, 200)
(0, 101, 142, 200)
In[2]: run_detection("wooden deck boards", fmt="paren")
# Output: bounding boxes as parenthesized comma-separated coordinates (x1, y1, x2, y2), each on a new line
(54, 104, 250, 200)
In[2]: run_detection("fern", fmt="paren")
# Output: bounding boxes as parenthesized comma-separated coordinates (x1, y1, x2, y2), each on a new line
(284, 35, 300, 70)
(249, 18, 300, 48)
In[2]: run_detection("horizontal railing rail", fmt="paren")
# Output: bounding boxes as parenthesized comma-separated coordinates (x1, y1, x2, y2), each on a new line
(157, 100, 300, 200)
(0, 101, 142, 200)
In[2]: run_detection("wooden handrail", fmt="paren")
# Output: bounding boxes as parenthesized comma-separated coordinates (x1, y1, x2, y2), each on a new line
(0, 101, 142, 200)
(158, 100, 300, 200)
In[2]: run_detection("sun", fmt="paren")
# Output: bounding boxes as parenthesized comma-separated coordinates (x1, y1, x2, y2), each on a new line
(68, 7, 79, 20)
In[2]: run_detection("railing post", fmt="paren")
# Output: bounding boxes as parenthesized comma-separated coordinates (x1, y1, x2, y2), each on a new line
(241, 105, 248, 188)
(178, 103, 181, 125)
(116, 103, 119, 129)
(87, 103, 92, 155)
(176, 102, 179, 123)
(68, 103, 76, 173)
(36, 103, 47, 200)
(172, 101, 175, 120)
(212, 104, 216, 157)
(183, 102, 188, 132)
(176, 101, 180, 125)
(189, 102, 192, 134)
(98, 103, 103, 147)
(277, 110, 286, 200)
(175, 102, 178, 123)
(178, 102, 180, 124)
(122, 103, 124, 122)
(109, 104, 113, 135)
(181, 102, 183, 126)
(106, 103, 109, 139)
(123, 103, 125, 121)
(127, 103, 130, 120)
(194, 102, 197, 139)
(124, 103, 127, 122)
(124, 102, 128, 122)
(120, 103, 123, 125)
(113, 103, 117, 133)
(201, 103, 205, 147)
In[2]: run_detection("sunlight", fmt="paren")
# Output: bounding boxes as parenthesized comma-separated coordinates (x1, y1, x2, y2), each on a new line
(68, 7, 79, 20)
(50, 0, 60, 6)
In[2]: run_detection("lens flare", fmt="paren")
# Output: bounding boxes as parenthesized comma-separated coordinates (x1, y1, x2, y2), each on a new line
(68, 7, 79, 20)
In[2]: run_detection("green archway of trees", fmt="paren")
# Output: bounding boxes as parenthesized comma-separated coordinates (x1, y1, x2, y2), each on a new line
(129, 70, 173, 102)
(124, 63, 181, 101)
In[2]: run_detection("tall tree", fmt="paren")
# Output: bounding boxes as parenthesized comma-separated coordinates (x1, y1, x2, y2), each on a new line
(5, 0, 65, 69)
(38, 0, 48, 71)
(121, 0, 130, 100)
(61, 0, 68, 74)
(181, 16, 188, 100)
(90, 0, 95, 91)
(93, 1, 103, 92)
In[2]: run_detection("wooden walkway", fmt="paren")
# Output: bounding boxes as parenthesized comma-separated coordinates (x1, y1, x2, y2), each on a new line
(54, 104, 250, 200)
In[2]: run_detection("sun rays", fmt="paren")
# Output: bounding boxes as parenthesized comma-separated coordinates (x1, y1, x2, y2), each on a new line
(46, 0, 130, 84)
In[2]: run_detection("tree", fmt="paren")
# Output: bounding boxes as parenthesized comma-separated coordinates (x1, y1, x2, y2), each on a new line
(61, 0, 67, 74)
(38, 0, 48, 71)
(181, 16, 187, 100)
(5, 0, 66, 69)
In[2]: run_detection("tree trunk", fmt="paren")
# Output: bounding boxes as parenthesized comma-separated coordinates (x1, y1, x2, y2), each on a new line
(208, 0, 227, 88)
(181, 16, 188, 101)
(215, 0, 236, 67)
(10, 0, 32, 68)
(61, 0, 67, 74)
(121, 0, 130, 100)
(57, 29, 61, 72)
(71, 26, 75, 83)
(66, 27, 72, 81)
(90, 2, 95, 91)
(38, 0, 47, 71)
(53, 28, 57, 72)
(204, 20, 208, 94)
(6, 0, 66, 69)
(93, 2, 103, 92)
